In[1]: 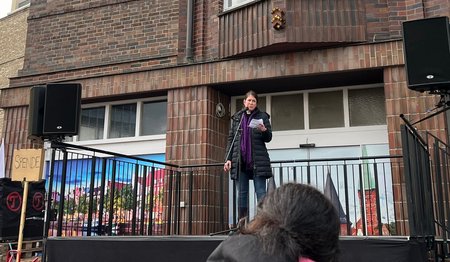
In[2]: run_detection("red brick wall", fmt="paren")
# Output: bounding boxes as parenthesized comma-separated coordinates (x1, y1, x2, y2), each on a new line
(0, 8, 28, 89)
(189, 0, 450, 60)
(166, 86, 229, 165)
(384, 66, 447, 155)
(2, 106, 42, 177)
(192, 0, 220, 61)
(176, 0, 221, 63)
(364, 0, 450, 41)
(423, 0, 450, 18)
(166, 86, 230, 233)
(16, 1, 450, 85)
(364, 1, 390, 41)
(177, 0, 188, 63)
(3, 40, 407, 113)
(22, 0, 180, 75)
(18, 0, 450, 77)
(0, 7, 29, 139)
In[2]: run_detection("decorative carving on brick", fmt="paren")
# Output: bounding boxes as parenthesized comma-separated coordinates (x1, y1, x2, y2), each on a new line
(271, 7, 285, 30)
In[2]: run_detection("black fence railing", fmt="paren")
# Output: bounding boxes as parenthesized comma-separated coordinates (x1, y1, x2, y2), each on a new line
(401, 124, 435, 238)
(400, 122, 450, 260)
(44, 141, 406, 238)
(427, 132, 450, 260)
(269, 156, 405, 236)
(45, 142, 179, 237)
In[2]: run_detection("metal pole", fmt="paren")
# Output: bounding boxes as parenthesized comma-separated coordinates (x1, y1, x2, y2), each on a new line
(16, 180, 29, 262)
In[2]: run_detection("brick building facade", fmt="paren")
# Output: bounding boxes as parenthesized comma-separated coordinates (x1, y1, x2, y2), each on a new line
(0, 7, 29, 139)
(1, 0, 449, 234)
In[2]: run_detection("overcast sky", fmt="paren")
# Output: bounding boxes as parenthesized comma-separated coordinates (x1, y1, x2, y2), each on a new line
(0, 0, 13, 19)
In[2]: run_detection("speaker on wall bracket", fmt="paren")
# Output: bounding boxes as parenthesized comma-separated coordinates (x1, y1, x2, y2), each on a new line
(402, 16, 450, 94)
(28, 83, 82, 140)
(43, 83, 82, 137)
(28, 85, 46, 139)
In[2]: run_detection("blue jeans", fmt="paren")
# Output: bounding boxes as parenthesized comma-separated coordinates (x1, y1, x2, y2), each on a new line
(237, 169, 267, 209)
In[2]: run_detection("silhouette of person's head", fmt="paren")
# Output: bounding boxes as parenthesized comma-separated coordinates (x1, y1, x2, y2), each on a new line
(242, 183, 340, 262)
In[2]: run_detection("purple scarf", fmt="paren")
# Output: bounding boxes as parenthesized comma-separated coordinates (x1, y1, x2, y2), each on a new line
(240, 110, 256, 171)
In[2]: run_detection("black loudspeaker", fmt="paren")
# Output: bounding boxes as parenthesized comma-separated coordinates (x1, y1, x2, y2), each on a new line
(24, 180, 46, 239)
(28, 85, 46, 138)
(43, 83, 82, 136)
(0, 178, 23, 240)
(402, 16, 450, 92)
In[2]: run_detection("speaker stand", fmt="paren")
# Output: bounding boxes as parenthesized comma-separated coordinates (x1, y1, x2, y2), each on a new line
(209, 217, 247, 236)
(400, 93, 450, 129)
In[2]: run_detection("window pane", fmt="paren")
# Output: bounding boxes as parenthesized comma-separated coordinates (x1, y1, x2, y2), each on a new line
(79, 107, 105, 141)
(349, 88, 386, 126)
(271, 94, 304, 131)
(224, 0, 254, 10)
(257, 96, 266, 112)
(109, 103, 136, 138)
(141, 101, 167, 136)
(18, 0, 30, 8)
(235, 96, 266, 112)
(309, 91, 344, 129)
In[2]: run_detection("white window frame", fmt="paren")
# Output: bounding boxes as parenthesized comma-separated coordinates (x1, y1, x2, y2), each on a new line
(223, 0, 257, 11)
(70, 96, 167, 156)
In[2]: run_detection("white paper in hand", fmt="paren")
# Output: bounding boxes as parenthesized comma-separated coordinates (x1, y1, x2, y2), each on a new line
(248, 118, 263, 128)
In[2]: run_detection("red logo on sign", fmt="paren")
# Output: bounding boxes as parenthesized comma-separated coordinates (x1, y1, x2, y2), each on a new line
(32, 192, 44, 211)
(6, 192, 22, 212)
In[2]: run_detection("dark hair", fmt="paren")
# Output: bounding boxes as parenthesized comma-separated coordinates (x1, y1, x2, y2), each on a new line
(241, 183, 340, 262)
(244, 90, 258, 102)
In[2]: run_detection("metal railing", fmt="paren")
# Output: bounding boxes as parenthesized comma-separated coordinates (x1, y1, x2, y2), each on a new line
(400, 123, 450, 260)
(44, 141, 406, 238)
(427, 131, 450, 260)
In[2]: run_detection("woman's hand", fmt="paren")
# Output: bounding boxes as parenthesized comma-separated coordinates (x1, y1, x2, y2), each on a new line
(224, 160, 232, 172)
(257, 123, 267, 132)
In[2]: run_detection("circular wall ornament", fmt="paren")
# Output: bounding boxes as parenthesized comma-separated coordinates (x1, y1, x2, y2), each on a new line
(216, 103, 226, 118)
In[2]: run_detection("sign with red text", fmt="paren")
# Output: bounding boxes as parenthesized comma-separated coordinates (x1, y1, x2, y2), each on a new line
(11, 148, 44, 182)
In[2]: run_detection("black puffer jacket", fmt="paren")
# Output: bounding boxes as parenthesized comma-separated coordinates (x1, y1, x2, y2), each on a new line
(225, 107, 273, 180)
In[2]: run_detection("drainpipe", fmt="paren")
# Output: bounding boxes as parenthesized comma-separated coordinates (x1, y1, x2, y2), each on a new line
(186, 0, 194, 62)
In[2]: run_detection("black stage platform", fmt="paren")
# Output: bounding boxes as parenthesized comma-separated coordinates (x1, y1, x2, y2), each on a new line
(45, 235, 427, 262)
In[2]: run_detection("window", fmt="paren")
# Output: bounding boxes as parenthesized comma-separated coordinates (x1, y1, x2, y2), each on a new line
(223, 0, 256, 11)
(349, 88, 386, 126)
(309, 91, 344, 129)
(79, 107, 105, 141)
(17, 0, 30, 8)
(77, 97, 167, 142)
(109, 103, 137, 138)
(232, 86, 385, 131)
(271, 94, 304, 131)
(141, 101, 167, 136)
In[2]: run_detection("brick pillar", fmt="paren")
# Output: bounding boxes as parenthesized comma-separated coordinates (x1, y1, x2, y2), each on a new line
(166, 86, 230, 234)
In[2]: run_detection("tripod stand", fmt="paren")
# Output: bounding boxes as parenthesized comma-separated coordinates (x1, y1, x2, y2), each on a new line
(209, 216, 247, 236)
(209, 109, 246, 236)
(400, 92, 450, 128)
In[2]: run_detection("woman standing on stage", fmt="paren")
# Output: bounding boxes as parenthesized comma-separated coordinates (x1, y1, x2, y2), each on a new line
(223, 90, 273, 220)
